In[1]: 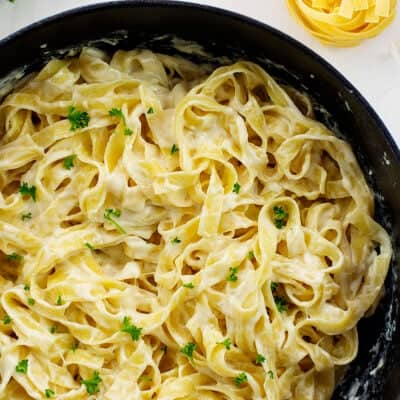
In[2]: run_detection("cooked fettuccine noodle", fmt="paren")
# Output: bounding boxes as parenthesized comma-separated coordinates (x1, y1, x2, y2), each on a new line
(0, 48, 392, 399)
(286, 0, 397, 46)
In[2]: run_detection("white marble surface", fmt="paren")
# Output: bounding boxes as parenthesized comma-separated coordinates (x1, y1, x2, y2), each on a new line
(0, 0, 399, 146)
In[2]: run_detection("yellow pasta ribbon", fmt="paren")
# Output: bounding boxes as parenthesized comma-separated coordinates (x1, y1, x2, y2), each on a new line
(286, 0, 397, 46)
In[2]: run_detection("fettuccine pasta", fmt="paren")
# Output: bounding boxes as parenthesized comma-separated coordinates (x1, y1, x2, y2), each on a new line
(0, 48, 392, 399)
(286, 0, 397, 46)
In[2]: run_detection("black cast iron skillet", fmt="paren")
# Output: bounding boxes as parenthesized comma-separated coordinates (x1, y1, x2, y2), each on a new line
(0, 2, 399, 399)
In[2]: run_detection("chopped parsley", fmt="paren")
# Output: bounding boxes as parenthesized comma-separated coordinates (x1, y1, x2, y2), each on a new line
(248, 251, 255, 260)
(120, 316, 142, 341)
(45, 389, 55, 398)
(170, 144, 179, 155)
(232, 182, 241, 194)
(104, 208, 126, 234)
(16, 359, 28, 374)
(2, 315, 12, 325)
(270, 282, 278, 292)
(19, 182, 36, 201)
(24, 284, 30, 291)
(255, 354, 266, 365)
(56, 295, 63, 306)
(273, 206, 288, 229)
(217, 338, 231, 350)
(147, 106, 154, 114)
(108, 108, 126, 123)
(68, 106, 90, 131)
(183, 282, 194, 289)
(268, 370, 274, 379)
(274, 296, 288, 313)
(180, 342, 196, 361)
(82, 371, 102, 395)
(227, 266, 239, 282)
(21, 212, 32, 221)
(85, 242, 95, 251)
(27, 298, 35, 306)
(109, 108, 133, 135)
(49, 325, 57, 334)
(171, 237, 181, 244)
(71, 342, 79, 352)
(7, 252, 23, 263)
(63, 154, 76, 170)
(234, 372, 248, 386)
(161, 344, 167, 353)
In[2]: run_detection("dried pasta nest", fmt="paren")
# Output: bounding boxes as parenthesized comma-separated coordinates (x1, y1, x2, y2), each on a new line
(286, 0, 397, 46)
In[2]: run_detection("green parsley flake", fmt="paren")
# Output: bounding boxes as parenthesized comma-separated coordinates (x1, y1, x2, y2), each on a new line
(63, 154, 76, 170)
(16, 359, 28, 374)
(68, 106, 90, 131)
(273, 205, 289, 229)
(232, 182, 241, 194)
(270, 282, 278, 292)
(19, 182, 36, 201)
(104, 208, 126, 234)
(217, 338, 231, 350)
(50, 325, 57, 334)
(161, 344, 167, 353)
(227, 266, 239, 282)
(171, 237, 181, 244)
(183, 282, 194, 289)
(85, 242, 95, 251)
(268, 370, 274, 379)
(255, 354, 266, 365)
(147, 107, 154, 114)
(180, 342, 196, 361)
(24, 284, 30, 291)
(109, 108, 133, 136)
(124, 127, 133, 136)
(28, 298, 35, 306)
(274, 296, 288, 313)
(248, 251, 255, 260)
(21, 212, 32, 221)
(170, 144, 179, 155)
(45, 388, 55, 398)
(56, 295, 63, 306)
(7, 252, 23, 263)
(82, 371, 102, 395)
(71, 342, 79, 352)
(234, 372, 248, 386)
(108, 108, 126, 123)
(2, 315, 12, 325)
(121, 316, 142, 341)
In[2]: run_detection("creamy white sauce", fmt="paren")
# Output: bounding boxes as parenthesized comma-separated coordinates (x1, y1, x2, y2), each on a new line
(383, 151, 391, 165)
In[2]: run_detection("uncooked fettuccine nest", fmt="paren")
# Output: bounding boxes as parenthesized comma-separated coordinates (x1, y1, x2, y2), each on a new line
(286, 0, 397, 46)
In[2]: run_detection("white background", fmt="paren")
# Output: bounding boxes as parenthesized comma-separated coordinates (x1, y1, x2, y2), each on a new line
(0, 0, 399, 146)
